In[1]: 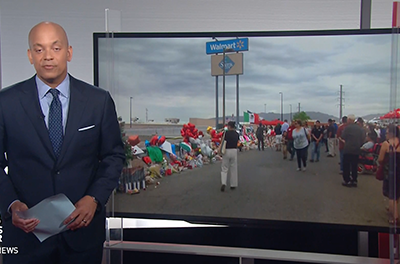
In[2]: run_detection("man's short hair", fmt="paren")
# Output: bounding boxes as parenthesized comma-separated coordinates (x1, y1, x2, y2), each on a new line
(284, 119, 288, 122)
(228, 121, 236, 128)
(328, 119, 332, 123)
(342, 116, 347, 123)
(347, 114, 355, 121)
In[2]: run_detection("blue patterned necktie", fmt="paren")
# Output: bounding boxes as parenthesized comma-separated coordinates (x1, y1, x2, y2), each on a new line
(48, 89, 63, 158)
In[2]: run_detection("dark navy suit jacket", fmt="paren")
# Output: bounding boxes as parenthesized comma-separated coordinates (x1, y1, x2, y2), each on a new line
(0, 75, 125, 253)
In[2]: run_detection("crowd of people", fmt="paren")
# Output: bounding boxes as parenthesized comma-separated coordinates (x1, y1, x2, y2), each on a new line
(255, 119, 337, 171)
(254, 116, 400, 225)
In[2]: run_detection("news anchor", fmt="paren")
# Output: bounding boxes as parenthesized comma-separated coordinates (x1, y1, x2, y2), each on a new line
(0, 21, 125, 264)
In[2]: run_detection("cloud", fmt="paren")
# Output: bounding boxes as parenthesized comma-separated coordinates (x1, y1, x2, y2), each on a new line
(97, 33, 393, 123)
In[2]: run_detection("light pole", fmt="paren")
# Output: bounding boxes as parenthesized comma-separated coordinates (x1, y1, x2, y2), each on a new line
(279, 92, 283, 121)
(130, 97, 133, 128)
(222, 48, 235, 127)
(264, 104, 266, 113)
(213, 37, 219, 129)
(289, 104, 292, 122)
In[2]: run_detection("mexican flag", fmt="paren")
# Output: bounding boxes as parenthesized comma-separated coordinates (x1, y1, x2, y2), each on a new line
(243, 111, 260, 124)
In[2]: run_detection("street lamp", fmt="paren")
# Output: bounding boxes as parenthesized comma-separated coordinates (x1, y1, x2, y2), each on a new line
(130, 97, 133, 128)
(279, 92, 283, 121)
(289, 104, 292, 122)
(264, 103, 266, 113)
(222, 48, 235, 127)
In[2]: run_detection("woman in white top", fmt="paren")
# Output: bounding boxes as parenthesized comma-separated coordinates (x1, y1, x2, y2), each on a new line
(292, 120, 310, 171)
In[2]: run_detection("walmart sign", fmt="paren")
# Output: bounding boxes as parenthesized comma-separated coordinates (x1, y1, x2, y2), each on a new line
(206, 38, 249, 55)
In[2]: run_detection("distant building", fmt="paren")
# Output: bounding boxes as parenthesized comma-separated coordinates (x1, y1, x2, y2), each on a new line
(165, 118, 180, 124)
(189, 118, 215, 127)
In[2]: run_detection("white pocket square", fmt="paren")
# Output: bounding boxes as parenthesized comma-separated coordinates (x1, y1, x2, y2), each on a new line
(78, 125, 95, 132)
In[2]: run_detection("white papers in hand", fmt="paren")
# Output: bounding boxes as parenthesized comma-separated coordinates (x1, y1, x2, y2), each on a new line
(16, 193, 76, 242)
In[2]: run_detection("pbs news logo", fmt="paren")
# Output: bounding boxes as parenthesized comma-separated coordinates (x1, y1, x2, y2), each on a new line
(0, 216, 19, 255)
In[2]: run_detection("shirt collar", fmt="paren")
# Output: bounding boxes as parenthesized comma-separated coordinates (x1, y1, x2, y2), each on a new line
(36, 74, 70, 99)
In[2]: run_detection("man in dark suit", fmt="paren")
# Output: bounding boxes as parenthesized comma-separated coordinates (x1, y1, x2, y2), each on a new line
(0, 21, 125, 263)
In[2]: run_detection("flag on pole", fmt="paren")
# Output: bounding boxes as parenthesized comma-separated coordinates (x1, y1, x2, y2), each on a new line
(243, 110, 260, 124)
(393, 1, 400, 28)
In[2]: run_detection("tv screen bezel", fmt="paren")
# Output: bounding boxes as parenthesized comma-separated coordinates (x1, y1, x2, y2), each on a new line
(93, 28, 396, 233)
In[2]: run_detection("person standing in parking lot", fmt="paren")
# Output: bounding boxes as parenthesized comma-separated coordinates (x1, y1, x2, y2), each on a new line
(341, 114, 365, 187)
(220, 121, 240, 192)
(256, 123, 265, 151)
(310, 120, 323, 162)
(292, 120, 309, 171)
(327, 119, 336, 157)
(337, 116, 348, 174)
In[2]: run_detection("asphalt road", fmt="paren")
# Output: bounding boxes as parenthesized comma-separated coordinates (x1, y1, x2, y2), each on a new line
(113, 146, 390, 229)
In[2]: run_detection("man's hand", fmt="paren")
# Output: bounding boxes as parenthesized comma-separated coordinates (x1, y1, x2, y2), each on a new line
(11, 201, 40, 233)
(64, 195, 97, 231)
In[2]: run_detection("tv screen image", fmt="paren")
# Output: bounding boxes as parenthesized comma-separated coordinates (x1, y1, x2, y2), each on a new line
(94, 29, 395, 231)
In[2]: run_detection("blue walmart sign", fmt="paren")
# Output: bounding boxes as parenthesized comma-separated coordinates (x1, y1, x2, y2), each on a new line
(206, 38, 249, 54)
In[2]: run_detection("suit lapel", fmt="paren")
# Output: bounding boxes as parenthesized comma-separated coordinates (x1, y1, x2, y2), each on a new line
(57, 76, 88, 165)
(19, 76, 55, 159)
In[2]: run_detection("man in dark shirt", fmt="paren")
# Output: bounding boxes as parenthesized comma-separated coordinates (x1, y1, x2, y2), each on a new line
(274, 123, 282, 151)
(341, 114, 365, 187)
(327, 119, 336, 157)
(310, 121, 324, 162)
(337, 116, 348, 174)
(256, 123, 265, 151)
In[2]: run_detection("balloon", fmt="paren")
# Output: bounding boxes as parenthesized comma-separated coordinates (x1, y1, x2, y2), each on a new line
(128, 135, 140, 146)
(150, 135, 159, 146)
(157, 136, 166, 146)
(180, 142, 192, 152)
(142, 156, 152, 165)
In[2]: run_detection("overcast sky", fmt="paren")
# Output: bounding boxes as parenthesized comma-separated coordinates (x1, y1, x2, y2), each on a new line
(0, 0, 396, 123)
(98, 32, 392, 123)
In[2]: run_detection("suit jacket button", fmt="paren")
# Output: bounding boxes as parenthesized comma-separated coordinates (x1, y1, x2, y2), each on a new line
(56, 171, 60, 175)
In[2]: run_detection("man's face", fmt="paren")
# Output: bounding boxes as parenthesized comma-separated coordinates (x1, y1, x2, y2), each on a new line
(27, 23, 72, 88)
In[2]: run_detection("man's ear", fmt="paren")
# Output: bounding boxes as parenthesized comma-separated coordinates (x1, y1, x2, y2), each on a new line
(27, 49, 33, 64)
(67, 45, 73, 62)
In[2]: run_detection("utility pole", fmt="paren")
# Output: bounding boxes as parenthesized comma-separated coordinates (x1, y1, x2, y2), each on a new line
(339, 85, 344, 121)
(264, 104, 266, 113)
(298, 103, 301, 113)
(145, 108, 148, 123)
(130, 97, 133, 128)
(279, 92, 283, 121)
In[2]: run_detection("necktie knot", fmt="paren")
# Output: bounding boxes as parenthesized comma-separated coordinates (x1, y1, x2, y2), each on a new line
(48, 89, 60, 98)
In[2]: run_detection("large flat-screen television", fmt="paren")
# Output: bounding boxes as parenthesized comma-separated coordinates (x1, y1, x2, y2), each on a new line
(93, 28, 396, 232)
